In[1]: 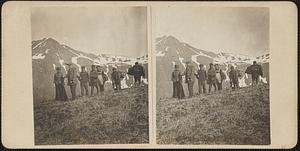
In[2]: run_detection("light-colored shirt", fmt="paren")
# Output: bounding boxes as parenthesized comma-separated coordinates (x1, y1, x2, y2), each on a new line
(216, 71, 221, 83)
(98, 73, 103, 85)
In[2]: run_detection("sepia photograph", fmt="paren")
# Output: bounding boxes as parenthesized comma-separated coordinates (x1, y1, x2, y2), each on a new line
(31, 7, 149, 145)
(1, 1, 297, 149)
(155, 7, 270, 145)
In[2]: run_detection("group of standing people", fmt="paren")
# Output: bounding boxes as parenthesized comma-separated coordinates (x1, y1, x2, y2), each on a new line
(53, 62, 145, 101)
(171, 61, 264, 99)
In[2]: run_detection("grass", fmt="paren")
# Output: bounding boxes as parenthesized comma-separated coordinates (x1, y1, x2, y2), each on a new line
(157, 84, 270, 145)
(34, 86, 149, 145)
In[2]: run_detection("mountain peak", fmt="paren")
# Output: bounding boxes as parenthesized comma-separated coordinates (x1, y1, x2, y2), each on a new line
(156, 35, 181, 46)
(44, 37, 60, 46)
(32, 37, 61, 50)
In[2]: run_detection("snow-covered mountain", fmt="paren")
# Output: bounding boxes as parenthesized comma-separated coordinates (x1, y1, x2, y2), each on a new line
(213, 52, 269, 65)
(32, 38, 148, 103)
(156, 35, 269, 99)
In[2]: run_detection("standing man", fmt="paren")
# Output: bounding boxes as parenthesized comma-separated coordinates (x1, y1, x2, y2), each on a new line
(229, 66, 239, 89)
(96, 66, 108, 92)
(184, 61, 196, 98)
(66, 63, 78, 100)
(111, 67, 122, 91)
(196, 64, 207, 94)
(171, 64, 185, 99)
(214, 64, 226, 90)
(207, 63, 217, 93)
(78, 66, 89, 96)
(53, 67, 68, 101)
(89, 65, 99, 95)
(132, 62, 145, 86)
(245, 61, 263, 86)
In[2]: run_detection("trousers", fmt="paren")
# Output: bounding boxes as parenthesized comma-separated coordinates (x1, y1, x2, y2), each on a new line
(134, 75, 142, 85)
(216, 81, 223, 90)
(69, 84, 77, 100)
(198, 80, 206, 94)
(80, 82, 89, 96)
(187, 82, 194, 98)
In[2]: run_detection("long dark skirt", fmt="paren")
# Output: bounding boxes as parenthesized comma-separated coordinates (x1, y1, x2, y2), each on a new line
(55, 84, 68, 101)
(173, 81, 185, 99)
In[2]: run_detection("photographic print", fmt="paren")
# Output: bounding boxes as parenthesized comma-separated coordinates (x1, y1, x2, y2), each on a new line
(155, 7, 270, 145)
(2, 1, 298, 149)
(31, 7, 149, 145)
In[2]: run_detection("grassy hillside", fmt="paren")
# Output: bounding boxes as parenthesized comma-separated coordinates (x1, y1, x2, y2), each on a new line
(34, 86, 149, 145)
(157, 84, 270, 145)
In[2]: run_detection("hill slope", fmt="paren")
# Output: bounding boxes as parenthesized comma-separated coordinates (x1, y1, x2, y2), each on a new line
(34, 86, 149, 145)
(157, 84, 270, 145)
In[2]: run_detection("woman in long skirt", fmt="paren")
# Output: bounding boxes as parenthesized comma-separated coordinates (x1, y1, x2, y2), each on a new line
(54, 67, 68, 101)
(171, 65, 185, 99)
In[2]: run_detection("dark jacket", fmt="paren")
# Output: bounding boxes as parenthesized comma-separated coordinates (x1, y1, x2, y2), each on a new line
(245, 64, 263, 77)
(111, 70, 122, 84)
(196, 69, 207, 81)
(171, 69, 185, 99)
(229, 69, 239, 83)
(89, 70, 98, 83)
(171, 69, 183, 83)
(131, 64, 145, 77)
(79, 71, 89, 83)
(54, 72, 65, 85)
(207, 68, 216, 84)
(184, 64, 196, 83)
(67, 67, 78, 85)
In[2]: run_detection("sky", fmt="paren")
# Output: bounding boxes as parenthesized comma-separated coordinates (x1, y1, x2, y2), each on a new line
(155, 7, 269, 57)
(31, 7, 147, 57)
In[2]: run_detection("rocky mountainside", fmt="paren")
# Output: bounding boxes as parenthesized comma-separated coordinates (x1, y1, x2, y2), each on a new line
(156, 35, 269, 99)
(32, 38, 148, 103)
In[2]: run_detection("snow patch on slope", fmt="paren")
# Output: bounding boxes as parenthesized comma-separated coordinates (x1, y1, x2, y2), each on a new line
(32, 53, 45, 59)
(52, 64, 56, 70)
(179, 57, 186, 68)
(45, 49, 50, 54)
(187, 46, 213, 59)
(156, 51, 165, 57)
(172, 61, 176, 67)
(32, 38, 47, 49)
(71, 56, 81, 72)
(56, 53, 67, 72)
(191, 55, 200, 65)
